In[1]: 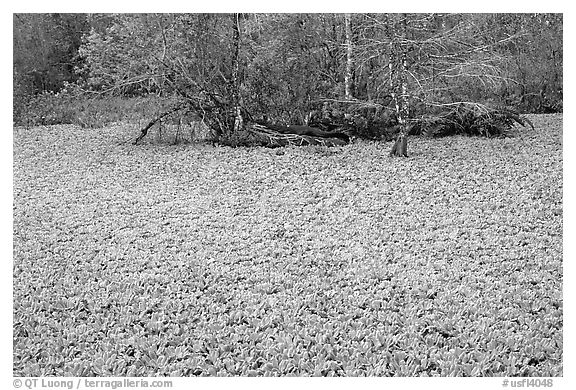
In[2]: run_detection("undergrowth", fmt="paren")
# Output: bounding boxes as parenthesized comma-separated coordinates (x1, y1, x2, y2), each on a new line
(14, 89, 172, 129)
(15, 90, 535, 146)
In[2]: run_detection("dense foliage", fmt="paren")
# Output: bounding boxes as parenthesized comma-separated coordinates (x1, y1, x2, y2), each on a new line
(13, 13, 562, 130)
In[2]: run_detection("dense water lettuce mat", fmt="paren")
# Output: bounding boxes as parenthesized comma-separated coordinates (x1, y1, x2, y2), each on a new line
(13, 114, 562, 376)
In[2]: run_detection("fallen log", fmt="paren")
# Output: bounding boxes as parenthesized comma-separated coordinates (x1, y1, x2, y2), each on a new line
(247, 123, 349, 147)
(263, 123, 350, 143)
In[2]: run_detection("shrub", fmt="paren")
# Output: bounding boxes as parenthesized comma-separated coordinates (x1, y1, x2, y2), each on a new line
(13, 87, 175, 130)
(14, 90, 76, 127)
(409, 105, 534, 138)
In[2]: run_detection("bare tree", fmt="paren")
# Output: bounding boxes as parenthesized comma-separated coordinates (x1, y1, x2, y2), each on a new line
(230, 13, 244, 135)
(355, 14, 522, 156)
(389, 14, 409, 157)
(344, 13, 354, 101)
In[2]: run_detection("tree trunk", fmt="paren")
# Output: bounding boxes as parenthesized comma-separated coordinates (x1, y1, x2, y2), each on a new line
(389, 132, 408, 157)
(389, 14, 409, 157)
(133, 104, 185, 145)
(230, 13, 243, 134)
(344, 13, 354, 100)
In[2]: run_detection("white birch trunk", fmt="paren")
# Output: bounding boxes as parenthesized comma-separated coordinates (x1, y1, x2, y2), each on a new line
(344, 13, 354, 100)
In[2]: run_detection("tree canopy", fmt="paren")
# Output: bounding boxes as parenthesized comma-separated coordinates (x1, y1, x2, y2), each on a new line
(13, 13, 562, 141)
